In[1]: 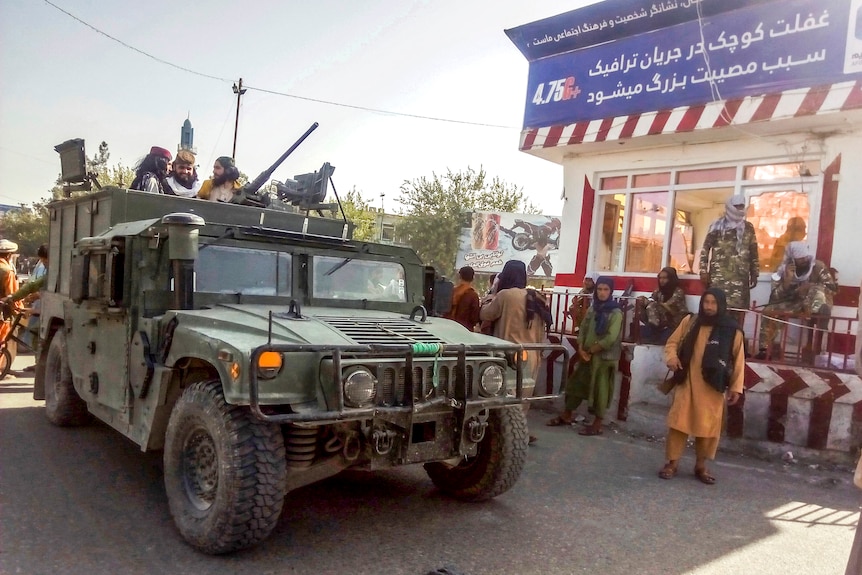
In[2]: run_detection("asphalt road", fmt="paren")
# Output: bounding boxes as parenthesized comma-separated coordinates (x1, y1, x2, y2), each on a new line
(1, 354, 858, 575)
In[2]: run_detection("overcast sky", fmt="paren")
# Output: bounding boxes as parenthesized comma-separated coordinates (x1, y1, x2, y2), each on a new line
(0, 0, 597, 214)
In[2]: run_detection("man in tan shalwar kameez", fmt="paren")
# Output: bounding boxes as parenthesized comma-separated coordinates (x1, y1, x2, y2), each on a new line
(660, 288, 744, 484)
(480, 260, 550, 444)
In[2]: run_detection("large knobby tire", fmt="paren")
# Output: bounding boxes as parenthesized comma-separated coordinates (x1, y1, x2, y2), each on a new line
(44, 331, 91, 426)
(424, 406, 528, 502)
(0, 346, 11, 380)
(163, 380, 287, 554)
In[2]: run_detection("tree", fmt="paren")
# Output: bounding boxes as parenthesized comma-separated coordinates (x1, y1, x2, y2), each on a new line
(328, 187, 377, 241)
(398, 167, 537, 275)
(0, 201, 50, 256)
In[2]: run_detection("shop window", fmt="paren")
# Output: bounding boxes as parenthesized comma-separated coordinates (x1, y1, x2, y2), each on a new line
(624, 192, 668, 272)
(632, 172, 670, 187)
(747, 191, 810, 272)
(744, 161, 819, 180)
(677, 166, 737, 185)
(597, 195, 625, 272)
(600, 176, 627, 190)
(668, 210, 695, 274)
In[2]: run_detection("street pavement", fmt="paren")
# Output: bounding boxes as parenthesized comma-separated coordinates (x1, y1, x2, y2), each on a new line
(1, 352, 858, 575)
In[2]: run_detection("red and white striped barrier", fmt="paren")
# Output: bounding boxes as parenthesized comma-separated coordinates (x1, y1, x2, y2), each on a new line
(733, 363, 862, 452)
(520, 80, 862, 150)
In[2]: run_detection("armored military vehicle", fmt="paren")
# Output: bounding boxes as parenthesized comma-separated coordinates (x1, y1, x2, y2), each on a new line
(36, 136, 565, 554)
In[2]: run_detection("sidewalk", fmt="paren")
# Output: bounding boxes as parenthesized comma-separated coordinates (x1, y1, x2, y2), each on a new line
(536, 351, 859, 471)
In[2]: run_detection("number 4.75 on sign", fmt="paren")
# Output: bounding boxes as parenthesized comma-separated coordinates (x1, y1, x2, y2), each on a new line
(532, 77, 581, 105)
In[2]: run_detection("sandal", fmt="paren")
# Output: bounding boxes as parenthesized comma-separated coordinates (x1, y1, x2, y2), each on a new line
(658, 463, 677, 480)
(578, 426, 603, 436)
(694, 468, 716, 485)
(546, 416, 573, 427)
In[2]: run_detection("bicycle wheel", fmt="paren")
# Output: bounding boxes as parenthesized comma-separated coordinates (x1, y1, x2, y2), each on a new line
(0, 347, 12, 380)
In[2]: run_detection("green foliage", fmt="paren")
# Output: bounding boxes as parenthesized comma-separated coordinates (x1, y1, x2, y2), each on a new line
(0, 203, 49, 256)
(398, 167, 538, 275)
(331, 187, 376, 241)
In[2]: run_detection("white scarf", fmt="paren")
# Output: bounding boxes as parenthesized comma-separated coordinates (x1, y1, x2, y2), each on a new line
(708, 194, 747, 251)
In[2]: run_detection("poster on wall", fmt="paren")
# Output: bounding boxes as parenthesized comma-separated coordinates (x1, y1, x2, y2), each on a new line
(454, 212, 562, 278)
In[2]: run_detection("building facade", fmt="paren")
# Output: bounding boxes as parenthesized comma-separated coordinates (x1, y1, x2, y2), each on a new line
(508, 0, 862, 452)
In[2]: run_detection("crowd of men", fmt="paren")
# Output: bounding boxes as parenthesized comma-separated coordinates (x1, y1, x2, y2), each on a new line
(130, 146, 242, 202)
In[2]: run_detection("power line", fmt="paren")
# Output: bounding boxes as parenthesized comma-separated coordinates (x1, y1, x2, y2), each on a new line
(41, 0, 520, 130)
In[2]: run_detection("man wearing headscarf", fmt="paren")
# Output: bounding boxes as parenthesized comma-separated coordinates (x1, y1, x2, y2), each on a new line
(660, 288, 744, 484)
(480, 260, 551, 443)
(198, 156, 242, 202)
(547, 276, 622, 435)
(766, 216, 806, 271)
(698, 194, 759, 310)
(757, 241, 837, 358)
(131, 146, 173, 194)
(638, 267, 690, 344)
(567, 271, 598, 330)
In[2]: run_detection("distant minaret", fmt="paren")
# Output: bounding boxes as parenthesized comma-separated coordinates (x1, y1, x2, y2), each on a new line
(179, 117, 195, 153)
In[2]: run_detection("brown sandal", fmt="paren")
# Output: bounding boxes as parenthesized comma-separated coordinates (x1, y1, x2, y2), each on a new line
(546, 416, 572, 426)
(578, 426, 603, 436)
(658, 463, 677, 480)
(694, 468, 716, 485)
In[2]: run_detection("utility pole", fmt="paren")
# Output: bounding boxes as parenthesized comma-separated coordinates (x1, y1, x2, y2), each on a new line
(379, 193, 386, 241)
(232, 78, 247, 160)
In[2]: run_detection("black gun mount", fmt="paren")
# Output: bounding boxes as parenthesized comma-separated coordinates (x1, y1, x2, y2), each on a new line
(233, 122, 319, 207)
(274, 162, 336, 210)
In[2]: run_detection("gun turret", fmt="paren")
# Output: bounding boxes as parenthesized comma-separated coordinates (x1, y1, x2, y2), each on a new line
(233, 122, 319, 206)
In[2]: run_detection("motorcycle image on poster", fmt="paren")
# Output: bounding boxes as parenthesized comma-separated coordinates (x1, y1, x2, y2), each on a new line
(458, 211, 561, 278)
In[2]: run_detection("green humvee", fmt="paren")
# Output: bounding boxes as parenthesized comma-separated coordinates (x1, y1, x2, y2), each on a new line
(35, 167, 564, 554)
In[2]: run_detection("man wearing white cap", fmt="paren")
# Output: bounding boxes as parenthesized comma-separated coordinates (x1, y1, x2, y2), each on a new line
(757, 241, 837, 358)
(0, 239, 20, 343)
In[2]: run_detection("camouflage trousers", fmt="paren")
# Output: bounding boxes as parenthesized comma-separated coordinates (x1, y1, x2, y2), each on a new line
(758, 285, 831, 350)
(707, 277, 750, 310)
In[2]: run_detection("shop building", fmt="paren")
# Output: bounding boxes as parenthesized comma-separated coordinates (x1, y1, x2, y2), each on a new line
(507, 0, 862, 453)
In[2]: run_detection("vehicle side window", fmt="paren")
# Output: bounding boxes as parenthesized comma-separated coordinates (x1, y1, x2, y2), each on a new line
(196, 245, 291, 296)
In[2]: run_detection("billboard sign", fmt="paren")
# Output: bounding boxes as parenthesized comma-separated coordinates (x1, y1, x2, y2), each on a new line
(454, 212, 562, 278)
(514, 0, 862, 128)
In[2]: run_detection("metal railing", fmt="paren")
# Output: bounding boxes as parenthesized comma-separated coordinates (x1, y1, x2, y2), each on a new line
(541, 289, 858, 373)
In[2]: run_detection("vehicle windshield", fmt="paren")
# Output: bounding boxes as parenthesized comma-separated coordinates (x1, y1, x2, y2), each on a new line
(196, 245, 292, 296)
(313, 256, 406, 302)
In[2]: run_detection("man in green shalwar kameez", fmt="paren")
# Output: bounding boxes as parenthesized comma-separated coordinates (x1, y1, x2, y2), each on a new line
(547, 276, 622, 435)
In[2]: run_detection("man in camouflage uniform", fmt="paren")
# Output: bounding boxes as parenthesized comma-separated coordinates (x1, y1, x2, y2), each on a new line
(757, 241, 837, 357)
(699, 194, 759, 311)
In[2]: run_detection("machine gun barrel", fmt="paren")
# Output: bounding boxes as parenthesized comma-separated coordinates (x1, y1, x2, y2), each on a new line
(242, 122, 319, 195)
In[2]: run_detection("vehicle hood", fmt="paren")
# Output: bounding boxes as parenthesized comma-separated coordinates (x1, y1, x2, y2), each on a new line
(167, 304, 496, 350)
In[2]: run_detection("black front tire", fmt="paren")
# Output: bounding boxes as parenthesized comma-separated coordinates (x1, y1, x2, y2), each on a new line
(43, 331, 90, 426)
(0, 347, 11, 380)
(163, 380, 287, 554)
(424, 406, 528, 502)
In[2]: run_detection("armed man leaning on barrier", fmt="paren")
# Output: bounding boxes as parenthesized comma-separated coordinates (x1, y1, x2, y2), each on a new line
(756, 241, 837, 359)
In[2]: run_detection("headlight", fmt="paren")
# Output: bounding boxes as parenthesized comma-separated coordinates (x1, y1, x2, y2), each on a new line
(256, 351, 284, 380)
(343, 367, 377, 407)
(479, 364, 505, 396)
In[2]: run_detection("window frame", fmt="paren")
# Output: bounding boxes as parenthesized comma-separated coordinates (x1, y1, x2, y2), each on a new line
(590, 160, 821, 278)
